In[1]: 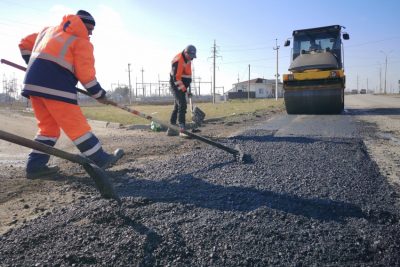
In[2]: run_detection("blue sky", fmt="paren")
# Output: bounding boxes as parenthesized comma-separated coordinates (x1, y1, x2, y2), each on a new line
(0, 0, 399, 95)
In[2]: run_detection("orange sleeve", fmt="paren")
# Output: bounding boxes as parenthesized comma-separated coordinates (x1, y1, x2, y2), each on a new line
(19, 33, 38, 63)
(19, 33, 38, 52)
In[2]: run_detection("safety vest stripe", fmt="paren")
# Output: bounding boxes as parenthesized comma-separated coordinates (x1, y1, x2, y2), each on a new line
(24, 84, 78, 100)
(32, 52, 74, 73)
(34, 135, 58, 142)
(84, 79, 98, 89)
(20, 50, 31, 56)
(182, 75, 192, 78)
(91, 90, 103, 99)
(31, 149, 46, 154)
(60, 35, 77, 59)
(82, 142, 102, 156)
(73, 132, 93, 145)
(32, 28, 49, 53)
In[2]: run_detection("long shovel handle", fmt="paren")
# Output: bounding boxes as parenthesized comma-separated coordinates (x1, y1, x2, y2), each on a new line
(1, 59, 242, 159)
(0, 130, 88, 165)
(1, 59, 27, 71)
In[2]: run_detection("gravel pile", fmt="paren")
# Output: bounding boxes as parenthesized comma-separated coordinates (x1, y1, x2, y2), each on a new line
(1, 129, 400, 266)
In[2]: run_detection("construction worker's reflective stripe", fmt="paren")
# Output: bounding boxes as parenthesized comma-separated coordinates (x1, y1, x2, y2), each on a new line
(73, 132, 92, 145)
(31, 149, 46, 154)
(182, 75, 192, 79)
(20, 50, 31, 56)
(91, 90, 103, 99)
(24, 84, 78, 100)
(81, 142, 101, 156)
(30, 28, 76, 73)
(84, 79, 98, 89)
(32, 28, 50, 53)
(34, 135, 58, 142)
(32, 52, 74, 73)
(73, 132, 102, 156)
(31, 134, 57, 154)
(60, 35, 77, 59)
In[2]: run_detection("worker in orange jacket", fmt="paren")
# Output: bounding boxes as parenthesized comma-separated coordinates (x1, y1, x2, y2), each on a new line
(167, 45, 196, 137)
(19, 10, 124, 179)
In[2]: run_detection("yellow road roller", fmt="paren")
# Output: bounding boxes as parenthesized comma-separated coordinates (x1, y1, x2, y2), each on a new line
(283, 25, 349, 114)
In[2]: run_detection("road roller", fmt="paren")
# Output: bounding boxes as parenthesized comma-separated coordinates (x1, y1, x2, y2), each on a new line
(283, 25, 350, 114)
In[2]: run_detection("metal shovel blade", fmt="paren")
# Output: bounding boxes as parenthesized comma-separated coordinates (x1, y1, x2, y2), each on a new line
(82, 163, 120, 202)
(192, 106, 206, 126)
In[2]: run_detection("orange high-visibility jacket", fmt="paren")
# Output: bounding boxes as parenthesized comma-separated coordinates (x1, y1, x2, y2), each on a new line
(170, 51, 192, 92)
(19, 14, 105, 104)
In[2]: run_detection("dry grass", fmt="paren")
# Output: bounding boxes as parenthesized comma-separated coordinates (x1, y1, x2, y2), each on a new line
(0, 98, 284, 125)
(82, 98, 284, 125)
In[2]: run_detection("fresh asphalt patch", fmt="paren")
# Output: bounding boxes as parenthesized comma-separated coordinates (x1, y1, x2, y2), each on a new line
(1, 129, 399, 266)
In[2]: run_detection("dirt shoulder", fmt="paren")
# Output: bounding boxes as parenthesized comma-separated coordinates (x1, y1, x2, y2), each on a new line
(345, 95, 400, 190)
(0, 107, 283, 235)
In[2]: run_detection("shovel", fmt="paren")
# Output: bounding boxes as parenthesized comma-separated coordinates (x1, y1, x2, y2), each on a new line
(0, 130, 120, 202)
(188, 87, 206, 127)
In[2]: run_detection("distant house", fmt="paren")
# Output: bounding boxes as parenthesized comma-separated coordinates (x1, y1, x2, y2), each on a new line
(227, 78, 283, 99)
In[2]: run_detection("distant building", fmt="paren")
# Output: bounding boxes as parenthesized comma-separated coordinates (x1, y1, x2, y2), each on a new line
(227, 78, 283, 99)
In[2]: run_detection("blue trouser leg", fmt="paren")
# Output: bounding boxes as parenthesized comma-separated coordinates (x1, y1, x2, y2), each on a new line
(73, 131, 111, 167)
(26, 135, 57, 173)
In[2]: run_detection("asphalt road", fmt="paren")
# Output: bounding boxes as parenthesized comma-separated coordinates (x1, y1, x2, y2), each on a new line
(255, 94, 400, 139)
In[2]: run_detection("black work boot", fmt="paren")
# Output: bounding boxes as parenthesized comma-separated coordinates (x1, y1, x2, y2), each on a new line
(26, 165, 60, 179)
(100, 149, 125, 170)
(166, 123, 179, 136)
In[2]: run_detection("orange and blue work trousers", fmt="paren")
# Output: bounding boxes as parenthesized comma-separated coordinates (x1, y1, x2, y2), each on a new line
(27, 96, 110, 173)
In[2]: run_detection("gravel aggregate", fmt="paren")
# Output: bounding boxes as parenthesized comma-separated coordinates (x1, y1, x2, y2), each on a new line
(1, 129, 399, 266)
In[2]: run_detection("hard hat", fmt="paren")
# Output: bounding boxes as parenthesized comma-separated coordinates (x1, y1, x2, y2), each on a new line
(184, 45, 197, 59)
(76, 10, 95, 26)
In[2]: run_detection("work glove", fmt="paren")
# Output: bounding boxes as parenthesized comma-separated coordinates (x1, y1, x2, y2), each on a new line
(96, 96, 116, 106)
(180, 86, 187, 93)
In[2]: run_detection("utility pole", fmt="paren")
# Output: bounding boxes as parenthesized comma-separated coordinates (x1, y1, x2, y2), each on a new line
(158, 74, 161, 97)
(273, 38, 280, 101)
(127, 63, 132, 104)
(212, 40, 216, 104)
(192, 65, 196, 96)
(198, 77, 201, 96)
(380, 50, 392, 94)
(135, 76, 137, 98)
(140, 67, 145, 97)
(248, 64, 250, 102)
